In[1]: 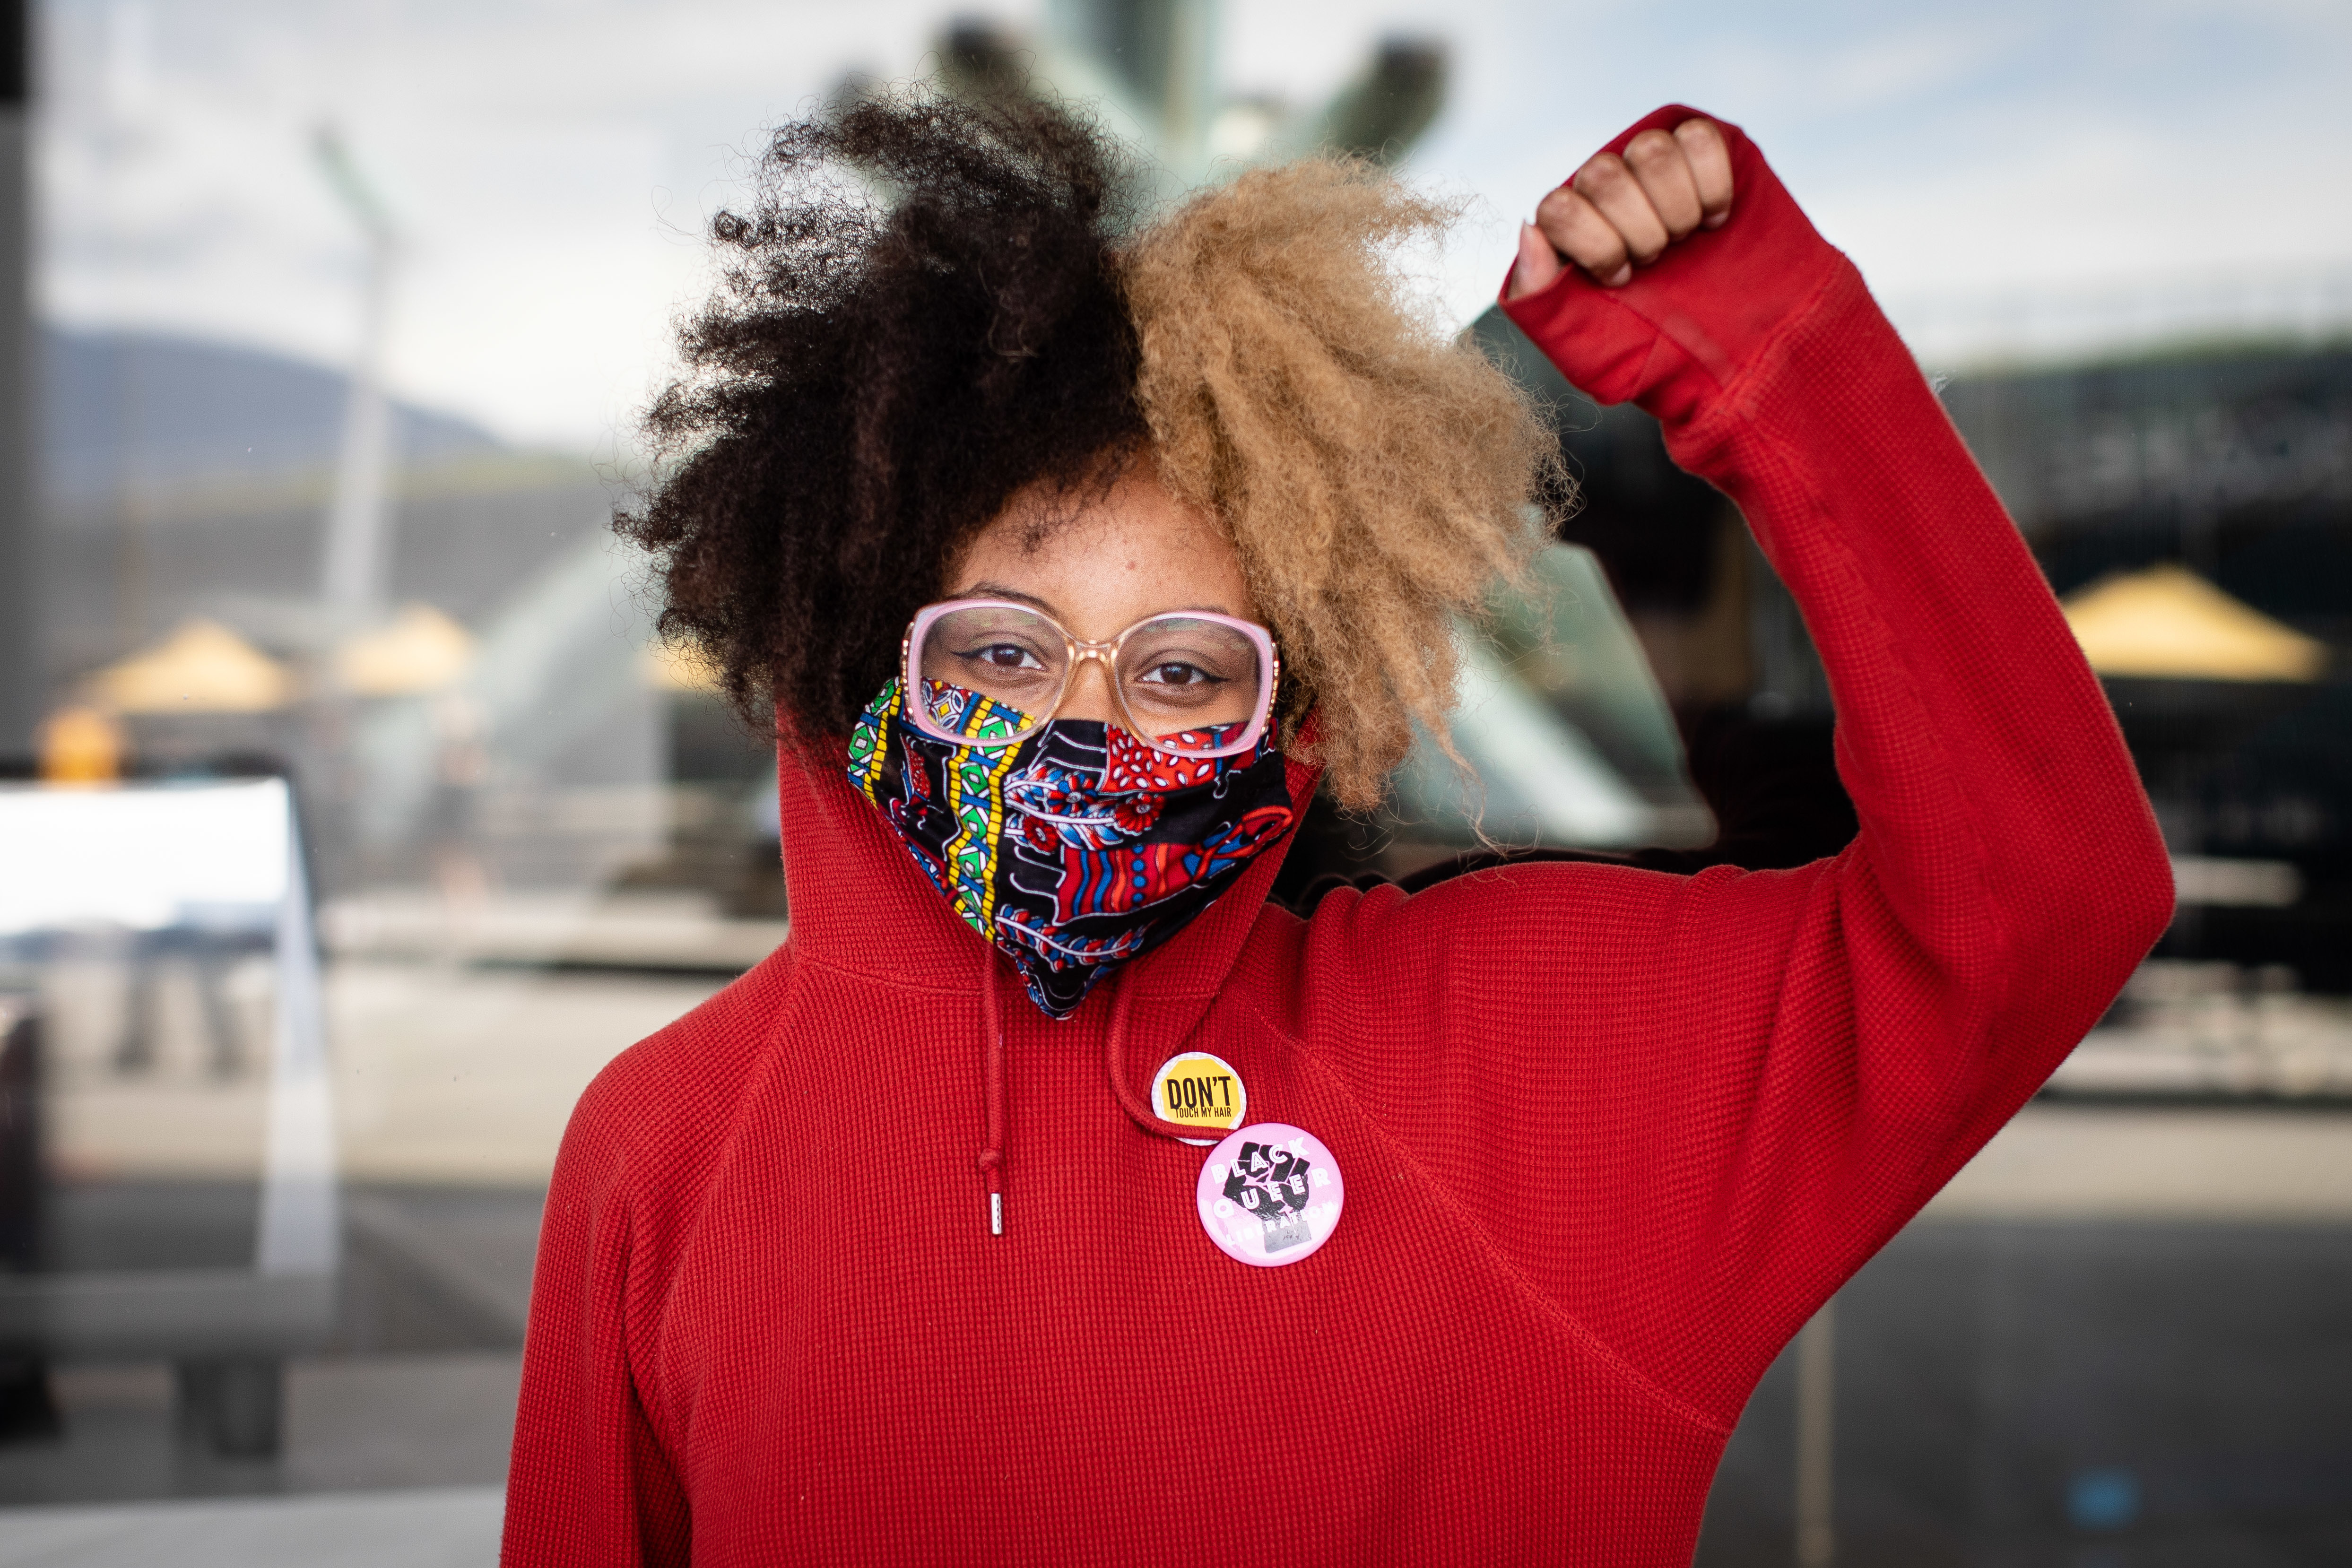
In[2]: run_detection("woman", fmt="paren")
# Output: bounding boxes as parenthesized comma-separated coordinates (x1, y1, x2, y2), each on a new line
(504, 93, 2171, 1565)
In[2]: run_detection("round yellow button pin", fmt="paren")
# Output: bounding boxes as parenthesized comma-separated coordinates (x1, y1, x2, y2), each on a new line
(1150, 1051, 1247, 1144)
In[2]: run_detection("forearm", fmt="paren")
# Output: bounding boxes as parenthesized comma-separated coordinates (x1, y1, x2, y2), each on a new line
(1502, 109, 2171, 1071)
(1682, 268, 2169, 1033)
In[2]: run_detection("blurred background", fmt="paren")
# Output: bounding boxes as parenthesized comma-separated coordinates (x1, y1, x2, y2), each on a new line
(0, 0, 2348, 1563)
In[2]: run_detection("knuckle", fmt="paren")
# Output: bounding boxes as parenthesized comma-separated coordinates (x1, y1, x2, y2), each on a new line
(1624, 128, 1680, 166)
(1572, 153, 1628, 193)
(1535, 186, 1581, 225)
(1675, 124, 1735, 198)
(1564, 228, 1626, 273)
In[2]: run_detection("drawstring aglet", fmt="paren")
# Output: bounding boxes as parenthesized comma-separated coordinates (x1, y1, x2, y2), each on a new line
(978, 1151, 1005, 1238)
(978, 953, 1007, 1238)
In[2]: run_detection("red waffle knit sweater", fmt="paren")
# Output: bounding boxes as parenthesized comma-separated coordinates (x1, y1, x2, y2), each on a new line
(502, 107, 2173, 1567)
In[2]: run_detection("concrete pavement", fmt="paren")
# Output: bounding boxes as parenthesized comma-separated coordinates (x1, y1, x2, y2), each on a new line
(0, 1487, 500, 1568)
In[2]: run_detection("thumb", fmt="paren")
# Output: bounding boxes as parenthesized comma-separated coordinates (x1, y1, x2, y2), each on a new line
(1509, 221, 1563, 301)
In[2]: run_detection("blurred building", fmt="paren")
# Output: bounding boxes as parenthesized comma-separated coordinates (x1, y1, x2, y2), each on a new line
(35, 326, 690, 896)
(1944, 348, 2352, 993)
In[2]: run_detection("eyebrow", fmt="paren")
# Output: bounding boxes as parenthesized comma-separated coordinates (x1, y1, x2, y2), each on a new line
(955, 582, 1061, 615)
(949, 581, 1237, 620)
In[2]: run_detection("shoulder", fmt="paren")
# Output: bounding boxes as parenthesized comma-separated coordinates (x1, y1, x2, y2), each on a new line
(552, 944, 797, 1210)
(1302, 857, 1702, 951)
(1234, 858, 1686, 1007)
(1238, 854, 1836, 1032)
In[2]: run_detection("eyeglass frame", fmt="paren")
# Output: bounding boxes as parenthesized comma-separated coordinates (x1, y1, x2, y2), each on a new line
(899, 598, 1281, 758)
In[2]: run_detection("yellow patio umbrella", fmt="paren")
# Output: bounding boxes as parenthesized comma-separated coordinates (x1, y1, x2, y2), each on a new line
(2062, 564, 2328, 683)
(336, 603, 476, 696)
(87, 619, 295, 713)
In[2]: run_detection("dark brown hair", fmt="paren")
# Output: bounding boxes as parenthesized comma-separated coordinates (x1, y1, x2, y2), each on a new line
(621, 90, 1149, 742)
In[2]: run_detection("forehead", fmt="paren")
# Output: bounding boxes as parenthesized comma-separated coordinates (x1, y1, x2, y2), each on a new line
(946, 469, 1256, 637)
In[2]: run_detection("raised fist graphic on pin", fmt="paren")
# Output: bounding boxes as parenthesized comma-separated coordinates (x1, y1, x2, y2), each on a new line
(1220, 1140, 1316, 1255)
(1196, 1124, 1344, 1267)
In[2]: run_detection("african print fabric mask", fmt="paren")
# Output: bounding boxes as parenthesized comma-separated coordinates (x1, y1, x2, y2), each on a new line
(847, 677, 1298, 1018)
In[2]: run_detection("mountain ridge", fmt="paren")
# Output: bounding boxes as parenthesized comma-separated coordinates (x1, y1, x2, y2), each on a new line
(43, 325, 508, 507)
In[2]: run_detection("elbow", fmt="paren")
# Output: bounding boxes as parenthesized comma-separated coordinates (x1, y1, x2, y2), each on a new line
(2121, 849, 2178, 966)
(1989, 794, 2173, 996)
(2114, 793, 2178, 958)
(1974, 827, 2171, 1047)
(2069, 813, 2176, 978)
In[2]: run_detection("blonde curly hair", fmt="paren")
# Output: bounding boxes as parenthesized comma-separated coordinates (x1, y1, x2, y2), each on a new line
(1121, 158, 1561, 811)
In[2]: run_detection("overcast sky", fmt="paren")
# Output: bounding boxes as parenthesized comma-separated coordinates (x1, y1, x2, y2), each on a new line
(39, 0, 2352, 451)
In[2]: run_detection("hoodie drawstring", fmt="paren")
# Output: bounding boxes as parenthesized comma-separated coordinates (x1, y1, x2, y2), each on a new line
(981, 964, 1228, 1237)
(1102, 971, 1229, 1144)
(978, 946, 1007, 1237)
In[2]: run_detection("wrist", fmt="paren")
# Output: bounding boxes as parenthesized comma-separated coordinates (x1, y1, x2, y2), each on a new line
(1500, 106, 1843, 418)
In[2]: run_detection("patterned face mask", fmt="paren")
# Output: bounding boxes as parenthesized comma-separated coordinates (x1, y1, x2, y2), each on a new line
(847, 677, 1298, 1017)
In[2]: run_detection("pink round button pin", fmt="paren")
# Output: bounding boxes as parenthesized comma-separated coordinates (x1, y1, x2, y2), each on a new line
(1196, 1123, 1344, 1267)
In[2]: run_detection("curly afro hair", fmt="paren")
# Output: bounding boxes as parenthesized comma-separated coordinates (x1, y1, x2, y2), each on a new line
(1125, 161, 1556, 808)
(622, 90, 1149, 746)
(625, 87, 1559, 810)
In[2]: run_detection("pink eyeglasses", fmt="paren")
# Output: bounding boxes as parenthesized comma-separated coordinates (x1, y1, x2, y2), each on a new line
(901, 599, 1279, 759)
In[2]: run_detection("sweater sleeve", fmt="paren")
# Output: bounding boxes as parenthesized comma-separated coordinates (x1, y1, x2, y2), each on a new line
(501, 1079, 692, 1567)
(1291, 107, 2173, 1429)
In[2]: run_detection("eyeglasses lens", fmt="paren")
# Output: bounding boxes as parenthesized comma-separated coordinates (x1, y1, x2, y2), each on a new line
(1111, 617, 1263, 752)
(919, 606, 1063, 731)
(917, 608, 1263, 753)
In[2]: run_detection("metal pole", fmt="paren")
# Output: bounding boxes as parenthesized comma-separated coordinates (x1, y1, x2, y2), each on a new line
(256, 783, 339, 1277)
(312, 127, 397, 624)
(0, 0, 35, 754)
(319, 239, 392, 617)
(1794, 1299, 1836, 1568)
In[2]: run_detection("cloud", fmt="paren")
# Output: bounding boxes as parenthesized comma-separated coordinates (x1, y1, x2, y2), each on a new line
(40, 0, 2352, 447)
(40, 0, 1026, 447)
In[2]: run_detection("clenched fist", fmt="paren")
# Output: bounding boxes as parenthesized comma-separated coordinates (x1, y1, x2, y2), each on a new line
(1508, 118, 1734, 299)
(1221, 1139, 1317, 1255)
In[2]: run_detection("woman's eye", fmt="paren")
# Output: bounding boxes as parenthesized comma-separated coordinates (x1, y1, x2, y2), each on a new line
(1138, 661, 1220, 688)
(970, 643, 1044, 671)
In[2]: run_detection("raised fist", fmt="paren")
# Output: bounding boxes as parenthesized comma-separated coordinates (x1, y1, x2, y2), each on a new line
(1510, 117, 1735, 298)
(1220, 1139, 1317, 1256)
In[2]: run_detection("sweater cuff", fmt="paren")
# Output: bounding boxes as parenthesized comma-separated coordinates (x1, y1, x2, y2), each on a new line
(1496, 104, 1847, 426)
